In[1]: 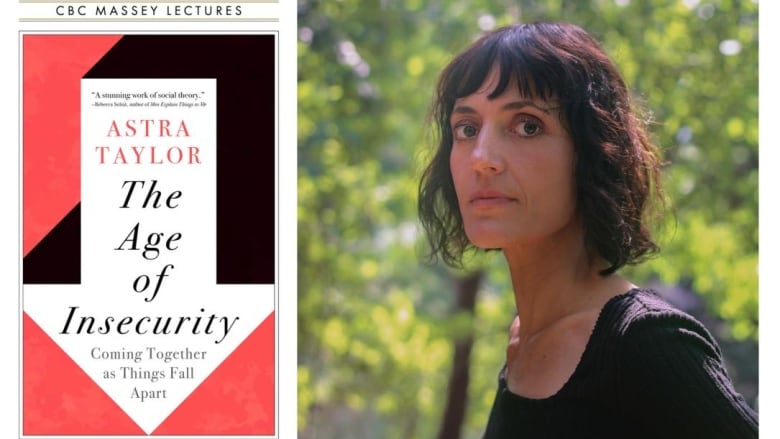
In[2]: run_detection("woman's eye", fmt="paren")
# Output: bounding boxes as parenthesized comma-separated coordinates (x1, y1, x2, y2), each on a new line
(512, 117, 543, 137)
(453, 123, 479, 139)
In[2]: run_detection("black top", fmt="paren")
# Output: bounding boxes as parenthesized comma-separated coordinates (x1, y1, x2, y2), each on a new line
(483, 288, 758, 438)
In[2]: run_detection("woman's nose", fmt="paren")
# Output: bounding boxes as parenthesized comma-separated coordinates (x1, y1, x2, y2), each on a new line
(471, 129, 505, 174)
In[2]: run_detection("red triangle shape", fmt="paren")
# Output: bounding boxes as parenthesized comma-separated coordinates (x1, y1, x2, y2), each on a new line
(154, 312, 276, 435)
(23, 34, 121, 256)
(23, 313, 144, 434)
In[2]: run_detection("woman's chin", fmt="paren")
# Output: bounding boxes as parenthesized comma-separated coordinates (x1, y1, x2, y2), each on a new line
(464, 230, 508, 250)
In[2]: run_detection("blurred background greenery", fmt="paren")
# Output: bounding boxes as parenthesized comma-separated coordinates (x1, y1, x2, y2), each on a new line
(297, 1, 758, 437)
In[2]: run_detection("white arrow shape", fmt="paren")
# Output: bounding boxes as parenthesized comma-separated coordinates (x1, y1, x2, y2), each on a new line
(24, 78, 274, 434)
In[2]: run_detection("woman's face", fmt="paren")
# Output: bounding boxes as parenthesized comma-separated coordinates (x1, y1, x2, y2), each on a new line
(449, 68, 578, 251)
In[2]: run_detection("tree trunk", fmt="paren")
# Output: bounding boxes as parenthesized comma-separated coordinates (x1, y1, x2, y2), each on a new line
(437, 270, 483, 439)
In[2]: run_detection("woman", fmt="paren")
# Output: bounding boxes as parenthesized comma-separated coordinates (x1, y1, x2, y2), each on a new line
(418, 22, 758, 438)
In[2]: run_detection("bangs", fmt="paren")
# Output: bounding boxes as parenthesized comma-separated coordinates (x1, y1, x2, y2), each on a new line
(445, 29, 564, 104)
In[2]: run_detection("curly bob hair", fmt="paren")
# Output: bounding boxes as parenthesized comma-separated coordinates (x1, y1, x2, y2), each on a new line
(418, 22, 663, 275)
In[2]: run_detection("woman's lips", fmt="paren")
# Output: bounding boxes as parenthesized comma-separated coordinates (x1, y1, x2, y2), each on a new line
(469, 190, 517, 208)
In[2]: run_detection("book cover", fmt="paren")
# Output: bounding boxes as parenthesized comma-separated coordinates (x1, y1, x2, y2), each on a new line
(21, 33, 278, 436)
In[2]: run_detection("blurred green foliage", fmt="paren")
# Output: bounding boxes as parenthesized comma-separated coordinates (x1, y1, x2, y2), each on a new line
(298, 1, 758, 437)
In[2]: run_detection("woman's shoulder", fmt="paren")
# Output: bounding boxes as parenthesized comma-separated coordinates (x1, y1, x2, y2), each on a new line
(602, 289, 758, 437)
(604, 287, 689, 319)
(598, 287, 721, 357)
(602, 287, 707, 329)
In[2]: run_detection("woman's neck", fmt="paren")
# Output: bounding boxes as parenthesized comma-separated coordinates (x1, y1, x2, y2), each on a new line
(503, 221, 632, 338)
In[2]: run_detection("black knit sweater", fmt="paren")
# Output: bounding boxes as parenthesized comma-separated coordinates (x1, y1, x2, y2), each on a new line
(483, 288, 758, 438)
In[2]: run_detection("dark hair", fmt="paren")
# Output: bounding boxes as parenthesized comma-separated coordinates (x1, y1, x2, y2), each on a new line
(418, 22, 663, 275)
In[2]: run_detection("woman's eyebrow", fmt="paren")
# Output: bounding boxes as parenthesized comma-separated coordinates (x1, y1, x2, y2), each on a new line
(451, 104, 477, 116)
(501, 100, 559, 114)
